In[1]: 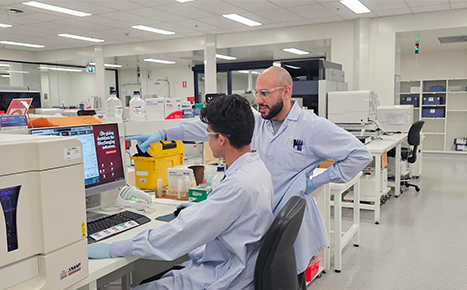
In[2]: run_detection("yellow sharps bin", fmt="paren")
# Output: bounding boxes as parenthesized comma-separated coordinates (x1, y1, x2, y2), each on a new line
(132, 140, 184, 190)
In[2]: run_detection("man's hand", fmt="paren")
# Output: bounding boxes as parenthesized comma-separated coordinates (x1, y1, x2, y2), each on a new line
(305, 179, 317, 195)
(88, 243, 112, 259)
(126, 130, 165, 153)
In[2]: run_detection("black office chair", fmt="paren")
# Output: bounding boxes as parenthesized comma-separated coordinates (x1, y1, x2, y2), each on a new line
(255, 196, 306, 290)
(77, 109, 96, 116)
(388, 120, 425, 193)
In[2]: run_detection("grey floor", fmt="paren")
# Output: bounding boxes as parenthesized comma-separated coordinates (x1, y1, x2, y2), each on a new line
(104, 156, 467, 290)
(310, 156, 467, 290)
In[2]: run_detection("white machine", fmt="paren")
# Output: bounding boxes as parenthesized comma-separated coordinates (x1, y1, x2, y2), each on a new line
(376, 105, 414, 133)
(0, 135, 88, 290)
(327, 91, 378, 124)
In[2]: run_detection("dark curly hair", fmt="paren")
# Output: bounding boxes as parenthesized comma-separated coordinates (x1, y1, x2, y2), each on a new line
(201, 94, 255, 149)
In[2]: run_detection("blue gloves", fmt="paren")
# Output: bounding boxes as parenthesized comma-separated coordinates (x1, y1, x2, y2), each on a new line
(88, 243, 112, 259)
(126, 130, 165, 153)
(306, 179, 317, 195)
(176, 203, 192, 210)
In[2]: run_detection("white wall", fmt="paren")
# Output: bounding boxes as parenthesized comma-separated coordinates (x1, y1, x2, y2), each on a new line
(401, 50, 467, 80)
(119, 66, 194, 102)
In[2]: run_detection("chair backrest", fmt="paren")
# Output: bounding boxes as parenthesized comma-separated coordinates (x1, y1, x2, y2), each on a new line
(407, 121, 424, 163)
(77, 109, 96, 116)
(254, 196, 306, 290)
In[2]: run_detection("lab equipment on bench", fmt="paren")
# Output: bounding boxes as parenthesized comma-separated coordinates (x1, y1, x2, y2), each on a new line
(31, 123, 126, 197)
(0, 134, 88, 290)
(116, 186, 153, 210)
(327, 91, 378, 124)
(376, 105, 414, 133)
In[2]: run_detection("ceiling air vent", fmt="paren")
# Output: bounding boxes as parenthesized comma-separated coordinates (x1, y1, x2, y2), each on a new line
(438, 36, 467, 44)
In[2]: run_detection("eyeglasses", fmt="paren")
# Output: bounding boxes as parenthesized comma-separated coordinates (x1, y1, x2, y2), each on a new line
(252, 86, 287, 99)
(207, 131, 231, 138)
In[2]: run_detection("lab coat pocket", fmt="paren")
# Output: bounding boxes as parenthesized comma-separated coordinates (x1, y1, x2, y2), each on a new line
(281, 141, 306, 171)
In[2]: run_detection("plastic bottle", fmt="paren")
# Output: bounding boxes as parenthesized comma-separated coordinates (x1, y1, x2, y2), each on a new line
(211, 166, 225, 190)
(105, 89, 123, 122)
(129, 91, 146, 121)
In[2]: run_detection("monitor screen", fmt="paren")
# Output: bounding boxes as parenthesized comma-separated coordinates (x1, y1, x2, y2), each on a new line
(0, 91, 41, 112)
(31, 123, 126, 196)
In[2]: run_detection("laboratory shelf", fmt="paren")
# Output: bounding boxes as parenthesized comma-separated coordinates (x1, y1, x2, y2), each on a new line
(421, 118, 445, 120)
(421, 105, 445, 107)
(423, 132, 445, 135)
(447, 110, 467, 112)
(422, 92, 446, 94)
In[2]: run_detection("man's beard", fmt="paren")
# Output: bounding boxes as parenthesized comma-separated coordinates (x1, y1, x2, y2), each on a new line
(260, 98, 283, 120)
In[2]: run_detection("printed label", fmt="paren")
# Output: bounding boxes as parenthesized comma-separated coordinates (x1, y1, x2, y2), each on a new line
(64, 147, 81, 161)
(81, 222, 86, 238)
(139, 178, 146, 184)
(89, 221, 138, 241)
(136, 171, 149, 176)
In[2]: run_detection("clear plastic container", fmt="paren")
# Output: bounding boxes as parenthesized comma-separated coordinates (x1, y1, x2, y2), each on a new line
(204, 165, 218, 187)
(129, 91, 146, 121)
(105, 89, 123, 122)
(211, 166, 225, 190)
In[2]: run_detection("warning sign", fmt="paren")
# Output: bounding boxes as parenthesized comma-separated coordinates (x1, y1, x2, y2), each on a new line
(6, 98, 32, 115)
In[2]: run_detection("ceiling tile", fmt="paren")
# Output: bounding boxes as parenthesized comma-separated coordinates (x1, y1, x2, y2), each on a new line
(141, 22, 194, 33)
(197, 15, 248, 29)
(127, 7, 187, 22)
(206, 28, 233, 34)
(254, 8, 306, 22)
(406, 0, 449, 7)
(83, 15, 130, 28)
(341, 12, 377, 20)
(9, 25, 57, 36)
(157, 4, 216, 19)
(288, 4, 337, 19)
(270, 0, 318, 8)
(374, 8, 413, 17)
(22, 12, 71, 22)
(359, 0, 409, 11)
(78, 30, 125, 40)
(281, 19, 313, 26)
(228, 0, 281, 12)
(187, 1, 246, 15)
(181, 31, 206, 37)
(239, 12, 275, 25)
(0, 13, 42, 25)
(32, 21, 86, 33)
(86, 0, 146, 11)
(410, 4, 450, 12)
(127, 0, 175, 7)
(451, 2, 467, 9)
(176, 19, 222, 32)
(51, 18, 112, 31)
(312, 15, 345, 23)
(320, 1, 357, 15)
(99, 11, 161, 25)
(228, 22, 285, 32)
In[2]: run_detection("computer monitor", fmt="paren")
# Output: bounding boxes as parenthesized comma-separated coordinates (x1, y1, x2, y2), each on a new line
(31, 123, 126, 196)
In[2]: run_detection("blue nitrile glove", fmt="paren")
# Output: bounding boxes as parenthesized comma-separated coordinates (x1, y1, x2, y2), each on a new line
(176, 203, 192, 210)
(306, 179, 317, 195)
(126, 130, 165, 153)
(88, 243, 112, 259)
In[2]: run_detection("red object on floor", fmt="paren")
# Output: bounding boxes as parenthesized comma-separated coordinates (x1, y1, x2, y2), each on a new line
(305, 257, 320, 282)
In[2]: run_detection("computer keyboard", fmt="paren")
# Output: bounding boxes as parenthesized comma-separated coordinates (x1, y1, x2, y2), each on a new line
(87, 210, 151, 244)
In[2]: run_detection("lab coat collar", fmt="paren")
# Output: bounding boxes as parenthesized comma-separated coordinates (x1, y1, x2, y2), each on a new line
(285, 101, 302, 121)
(225, 151, 260, 177)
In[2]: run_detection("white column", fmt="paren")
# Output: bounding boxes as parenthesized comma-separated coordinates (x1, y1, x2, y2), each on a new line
(94, 46, 106, 108)
(353, 18, 370, 91)
(247, 72, 253, 92)
(9, 63, 24, 87)
(204, 34, 217, 102)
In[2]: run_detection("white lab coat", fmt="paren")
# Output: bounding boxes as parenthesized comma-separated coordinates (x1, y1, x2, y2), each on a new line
(165, 101, 372, 273)
(111, 152, 274, 289)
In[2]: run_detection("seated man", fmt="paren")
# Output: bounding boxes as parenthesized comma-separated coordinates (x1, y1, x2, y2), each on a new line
(88, 94, 275, 290)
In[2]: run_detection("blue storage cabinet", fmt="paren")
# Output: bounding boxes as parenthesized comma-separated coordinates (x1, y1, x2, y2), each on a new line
(401, 96, 419, 107)
(422, 108, 445, 118)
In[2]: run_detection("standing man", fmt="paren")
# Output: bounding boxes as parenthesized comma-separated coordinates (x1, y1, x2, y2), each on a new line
(129, 66, 372, 288)
(90, 95, 275, 290)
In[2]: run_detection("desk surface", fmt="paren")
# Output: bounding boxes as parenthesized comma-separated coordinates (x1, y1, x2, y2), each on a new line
(365, 134, 407, 154)
(68, 198, 183, 290)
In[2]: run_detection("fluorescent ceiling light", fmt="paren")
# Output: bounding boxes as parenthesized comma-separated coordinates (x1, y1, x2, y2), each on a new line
(0, 41, 45, 48)
(49, 68, 82, 72)
(285, 64, 301, 70)
(0, 64, 9, 67)
(8, 70, 29, 74)
(273, 61, 281, 67)
(175, 0, 194, 2)
(89, 63, 123, 68)
(144, 58, 176, 65)
(222, 14, 262, 27)
(283, 48, 309, 55)
(131, 25, 175, 35)
(0, 23, 12, 28)
(238, 70, 250, 74)
(215, 54, 237, 61)
(23, 1, 91, 17)
(58, 34, 104, 43)
(1, 75, 10, 78)
(251, 71, 260, 75)
(340, 0, 371, 14)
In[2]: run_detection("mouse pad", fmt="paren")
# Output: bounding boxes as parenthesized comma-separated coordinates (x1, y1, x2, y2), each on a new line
(155, 213, 176, 222)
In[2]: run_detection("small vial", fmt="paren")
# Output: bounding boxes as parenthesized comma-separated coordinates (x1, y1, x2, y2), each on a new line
(177, 178, 182, 200)
(157, 178, 163, 198)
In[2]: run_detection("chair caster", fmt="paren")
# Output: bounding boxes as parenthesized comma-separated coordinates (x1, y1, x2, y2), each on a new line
(317, 273, 323, 278)
(354, 244, 359, 247)
(395, 195, 399, 198)
(415, 187, 420, 192)
(335, 269, 341, 273)
(322, 270, 326, 274)
(405, 184, 409, 188)
(375, 221, 380, 225)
